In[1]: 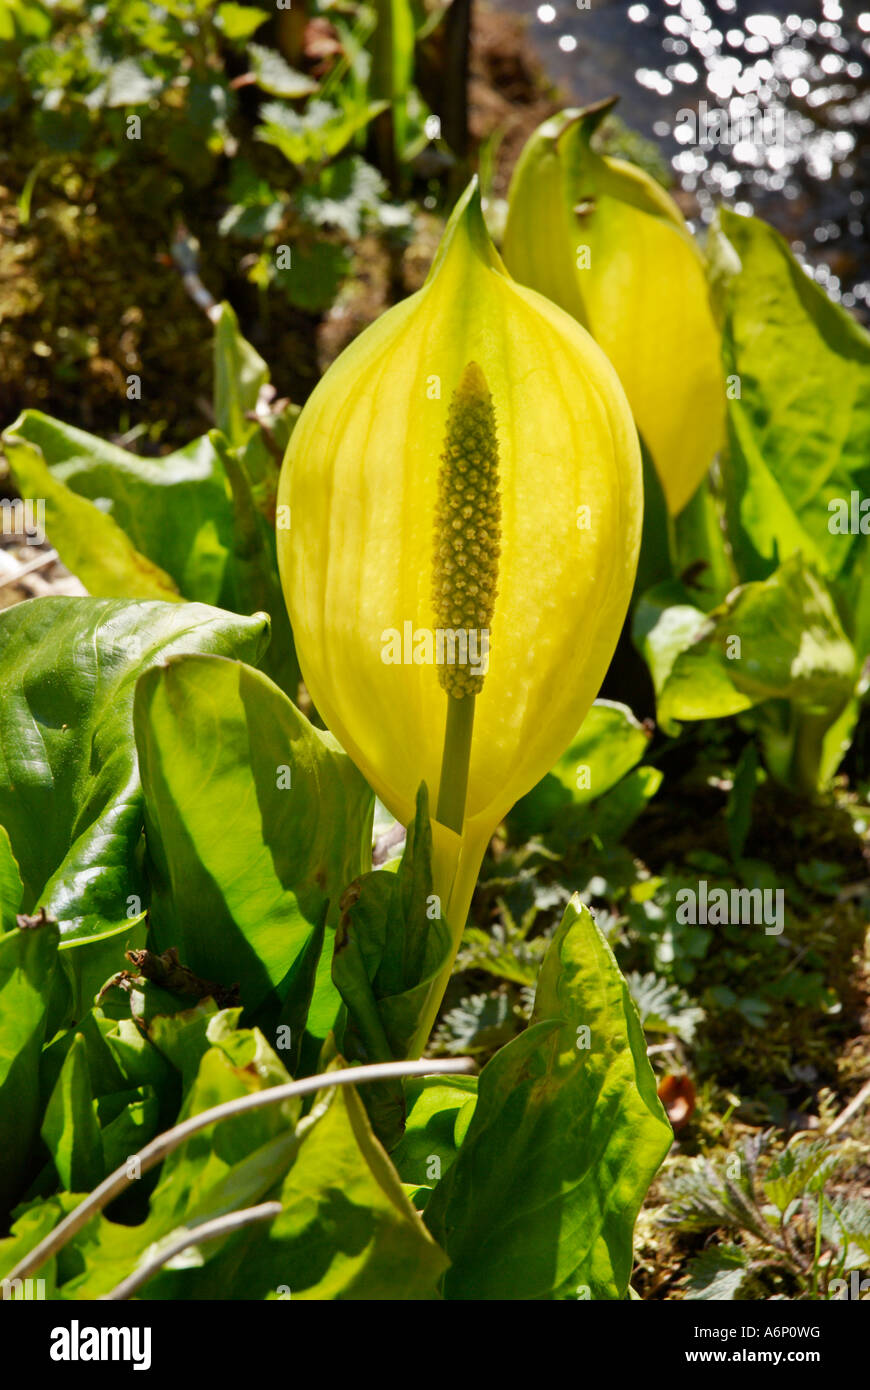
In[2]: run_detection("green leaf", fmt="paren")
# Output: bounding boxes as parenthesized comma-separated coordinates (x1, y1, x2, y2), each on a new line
(725, 742, 758, 860)
(684, 1243, 751, 1300)
(763, 1137, 842, 1213)
(508, 700, 651, 839)
(41, 1032, 104, 1192)
(0, 1198, 66, 1298)
(212, 302, 269, 450)
(425, 898, 672, 1299)
(0, 0, 52, 43)
(134, 655, 374, 1022)
(0, 596, 268, 942)
(215, 3, 269, 41)
(821, 1196, 870, 1268)
(633, 579, 708, 726)
(2, 414, 181, 601)
(3, 410, 238, 607)
(713, 210, 870, 622)
(211, 430, 300, 698)
(278, 239, 350, 313)
(247, 42, 318, 97)
(390, 1075, 478, 1204)
(98, 1086, 160, 1173)
(0, 826, 23, 933)
(40, 1005, 128, 1108)
(3, 407, 300, 698)
(655, 557, 857, 788)
(144, 1075, 448, 1300)
(333, 785, 451, 1145)
(0, 916, 59, 1216)
(296, 156, 391, 240)
(256, 97, 387, 167)
(59, 1029, 303, 1299)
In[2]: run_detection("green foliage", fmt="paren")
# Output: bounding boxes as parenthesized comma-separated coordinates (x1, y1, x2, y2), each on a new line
(425, 899, 672, 1299)
(662, 1130, 870, 1300)
(0, 595, 267, 943)
(333, 786, 451, 1145)
(0, 915, 59, 1216)
(636, 556, 860, 792)
(135, 654, 374, 1029)
(2, 305, 301, 696)
(0, 38, 868, 1307)
(508, 700, 651, 840)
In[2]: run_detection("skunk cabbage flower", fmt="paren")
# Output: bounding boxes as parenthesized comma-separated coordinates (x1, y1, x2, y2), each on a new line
(503, 102, 725, 516)
(277, 182, 641, 1040)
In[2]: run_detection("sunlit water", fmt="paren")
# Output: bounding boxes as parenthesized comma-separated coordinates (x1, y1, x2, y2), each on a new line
(492, 0, 869, 314)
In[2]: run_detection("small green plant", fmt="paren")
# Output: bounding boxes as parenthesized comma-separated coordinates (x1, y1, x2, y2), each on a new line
(661, 1130, 870, 1300)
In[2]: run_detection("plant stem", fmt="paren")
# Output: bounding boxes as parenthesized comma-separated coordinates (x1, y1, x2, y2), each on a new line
(436, 693, 475, 833)
(102, 1202, 282, 1301)
(5, 1057, 475, 1284)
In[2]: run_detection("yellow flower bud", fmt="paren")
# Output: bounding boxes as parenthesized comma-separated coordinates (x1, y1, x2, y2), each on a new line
(503, 103, 725, 516)
(277, 181, 642, 1041)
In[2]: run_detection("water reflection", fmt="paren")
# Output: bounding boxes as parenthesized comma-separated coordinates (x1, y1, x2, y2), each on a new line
(498, 0, 869, 315)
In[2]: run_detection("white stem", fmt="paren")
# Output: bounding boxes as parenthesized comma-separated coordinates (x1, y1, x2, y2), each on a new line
(6, 1057, 474, 1284)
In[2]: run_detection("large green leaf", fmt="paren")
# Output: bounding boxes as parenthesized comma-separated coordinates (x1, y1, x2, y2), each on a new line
(425, 898, 672, 1300)
(508, 700, 651, 840)
(713, 209, 870, 646)
(134, 655, 374, 1022)
(0, 597, 268, 943)
(0, 916, 59, 1217)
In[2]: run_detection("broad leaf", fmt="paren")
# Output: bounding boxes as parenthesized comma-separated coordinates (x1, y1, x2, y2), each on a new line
(390, 1074, 478, 1207)
(2, 415, 180, 601)
(425, 898, 672, 1299)
(134, 655, 374, 1022)
(58, 1024, 303, 1299)
(0, 596, 268, 942)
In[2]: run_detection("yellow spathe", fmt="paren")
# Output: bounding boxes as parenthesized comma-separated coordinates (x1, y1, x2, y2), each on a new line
(504, 105, 725, 516)
(277, 181, 642, 1034)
